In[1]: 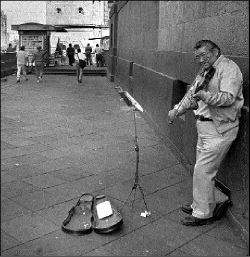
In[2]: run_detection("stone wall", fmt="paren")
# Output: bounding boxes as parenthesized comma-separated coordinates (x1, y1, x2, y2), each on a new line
(110, 0, 249, 241)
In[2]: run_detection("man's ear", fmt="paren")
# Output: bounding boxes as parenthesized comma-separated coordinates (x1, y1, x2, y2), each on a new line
(213, 48, 219, 57)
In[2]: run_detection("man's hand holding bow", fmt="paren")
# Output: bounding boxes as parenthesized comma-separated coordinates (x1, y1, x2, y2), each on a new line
(193, 90, 209, 102)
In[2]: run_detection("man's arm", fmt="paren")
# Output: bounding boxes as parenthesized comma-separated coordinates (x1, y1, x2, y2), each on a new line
(193, 62, 243, 106)
(168, 85, 197, 123)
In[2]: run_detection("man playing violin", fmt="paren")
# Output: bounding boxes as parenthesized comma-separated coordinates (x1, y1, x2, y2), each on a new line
(168, 40, 244, 226)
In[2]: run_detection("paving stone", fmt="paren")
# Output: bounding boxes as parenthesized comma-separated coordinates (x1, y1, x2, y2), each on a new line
(1, 198, 32, 222)
(1, 164, 47, 180)
(1, 230, 22, 252)
(1, 172, 17, 185)
(36, 198, 79, 226)
(167, 248, 193, 256)
(155, 179, 193, 209)
(142, 217, 203, 250)
(23, 173, 67, 189)
(38, 149, 70, 159)
(69, 174, 107, 194)
(1, 213, 58, 243)
(10, 190, 56, 212)
(85, 247, 114, 256)
(28, 134, 59, 145)
(1, 141, 17, 150)
(76, 151, 135, 175)
(99, 179, 139, 202)
(52, 166, 94, 182)
(93, 224, 175, 256)
(3, 130, 40, 139)
(140, 165, 189, 194)
(1, 180, 40, 199)
(178, 234, 248, 256)
(0, 153, 50, 171)
(34, 157, 80, 173)
(1, 117, 28, 127)
(3, 138, 36, 147)
(97, 167, 135, 187)
(205, 217, 249, 249)
(0, 229, 110, 256)
(44, 182, 84, 206)
(1, 144, 53, 159)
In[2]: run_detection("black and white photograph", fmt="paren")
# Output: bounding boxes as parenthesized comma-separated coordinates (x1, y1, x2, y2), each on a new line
(1, 1, 249, 255)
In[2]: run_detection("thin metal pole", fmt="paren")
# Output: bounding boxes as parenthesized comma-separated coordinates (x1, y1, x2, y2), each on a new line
(119, 108, 149, 213)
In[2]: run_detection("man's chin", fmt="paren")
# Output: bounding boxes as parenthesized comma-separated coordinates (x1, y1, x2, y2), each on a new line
(202, 63, 211, 70)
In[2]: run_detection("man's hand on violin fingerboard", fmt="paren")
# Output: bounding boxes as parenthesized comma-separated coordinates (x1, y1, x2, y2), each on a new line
(168, 109, 178, 124)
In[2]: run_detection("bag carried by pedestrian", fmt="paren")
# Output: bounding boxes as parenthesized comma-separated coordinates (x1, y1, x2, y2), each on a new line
(79, 59, 86, 68)
(77, 53, 86, 68)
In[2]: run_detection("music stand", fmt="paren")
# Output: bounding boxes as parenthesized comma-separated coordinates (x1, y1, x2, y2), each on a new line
(118, 90, 150, 215)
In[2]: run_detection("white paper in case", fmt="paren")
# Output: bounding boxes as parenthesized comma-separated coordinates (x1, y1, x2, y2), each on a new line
(96, 201, 113, 219)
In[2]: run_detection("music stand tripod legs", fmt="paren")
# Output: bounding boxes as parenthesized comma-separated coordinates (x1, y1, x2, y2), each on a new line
(123, 108, 150, 214)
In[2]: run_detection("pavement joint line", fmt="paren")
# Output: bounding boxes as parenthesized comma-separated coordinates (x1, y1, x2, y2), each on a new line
(141, 178, 190, 197)
(82, 214, 165, 256)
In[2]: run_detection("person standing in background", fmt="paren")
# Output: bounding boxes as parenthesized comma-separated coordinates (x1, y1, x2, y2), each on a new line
(31, 46, 47, 83)
(7, 43, 16, 52)
(66, 43, 75, 66)
(85, 43, 93, 66)
(16, 45, 28, 83)
(94, 44, 103, 67)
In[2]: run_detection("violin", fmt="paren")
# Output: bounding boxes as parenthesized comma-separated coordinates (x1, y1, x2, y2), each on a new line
(188, 65, 216, 110)
(168, 65, 216, 124)
(194, 66, 216, 94)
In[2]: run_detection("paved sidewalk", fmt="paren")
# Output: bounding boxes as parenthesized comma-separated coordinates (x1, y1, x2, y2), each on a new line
(1, 74, 248, 256)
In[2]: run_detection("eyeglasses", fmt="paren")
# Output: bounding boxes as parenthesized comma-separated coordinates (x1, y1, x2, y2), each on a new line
(194, 51, 212, 62)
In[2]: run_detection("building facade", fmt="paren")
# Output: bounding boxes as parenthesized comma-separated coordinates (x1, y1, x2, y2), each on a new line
(46, 1, 109, 26)
(1, 1, 110, 51)
(46, 1, 110, 50)
(1, 1, 46, 46)
(1, 10, 8, 49)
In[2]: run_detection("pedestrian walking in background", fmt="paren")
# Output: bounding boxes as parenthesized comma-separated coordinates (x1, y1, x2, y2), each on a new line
(31, 46, 47, 83)
(168, 39, 244, 226)
(66, 43, 75, 66)
(16, 45, 28, 83)
(85, 43, 93, 66)
(7, 43, 16, 52)
(75, 48, 86, 83)
(94, 43, 103, 67)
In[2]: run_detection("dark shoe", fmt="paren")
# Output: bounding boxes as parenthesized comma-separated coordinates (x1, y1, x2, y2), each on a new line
(61, 193, 94, 235)
(181, 215, 215, 226)
(181, 204, 193, 215)
(25, 78, 28, 81)
(92, 194, 123, 234)
(213, 200, 232, 220)
(17, 79, 20, 83)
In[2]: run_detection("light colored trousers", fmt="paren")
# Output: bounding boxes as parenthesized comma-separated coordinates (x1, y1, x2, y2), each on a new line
(17, 64, 27, 80)
(76, 63, 83, 82)
(191, 120, 238, 219)
(35, 63, 44, 79)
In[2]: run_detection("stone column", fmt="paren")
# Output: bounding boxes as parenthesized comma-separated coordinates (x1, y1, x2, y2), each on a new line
(109, 2, 118, 82)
